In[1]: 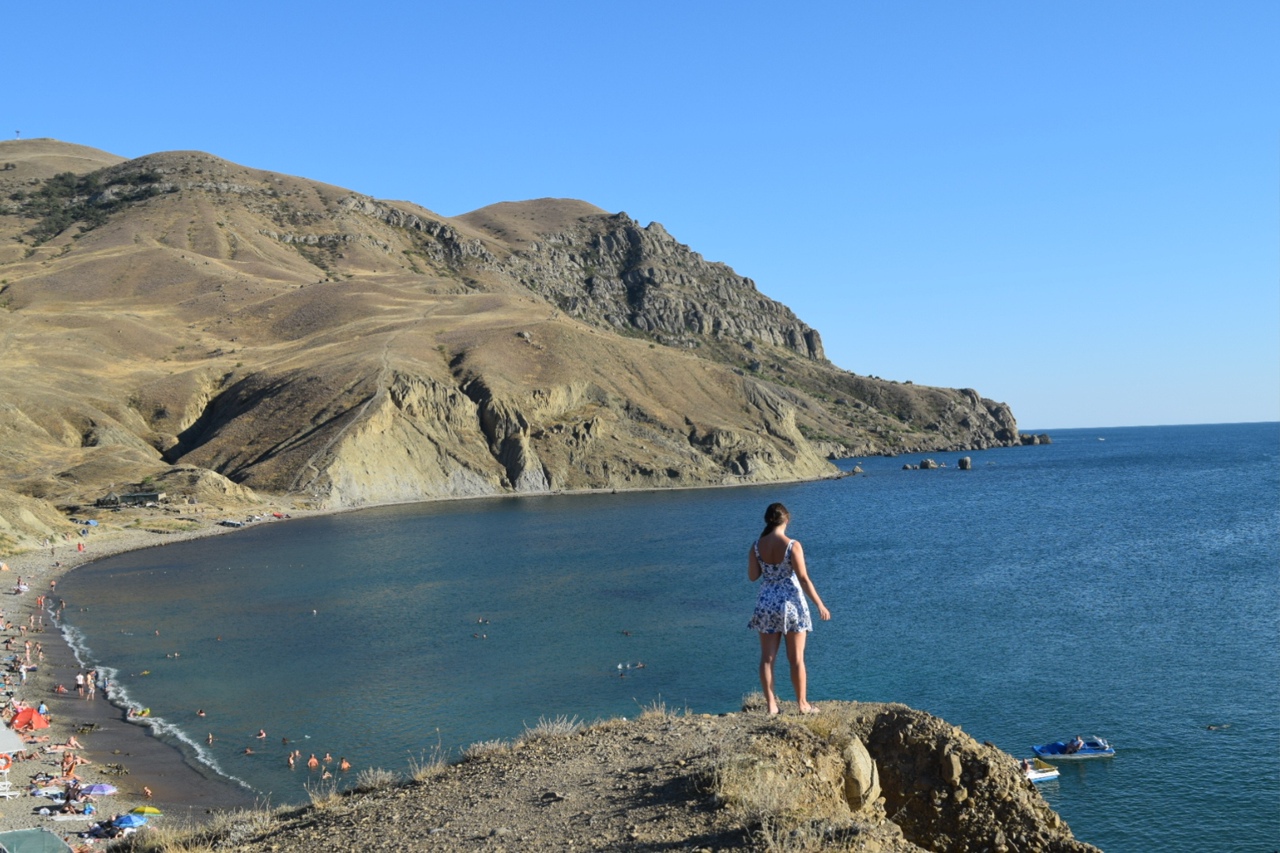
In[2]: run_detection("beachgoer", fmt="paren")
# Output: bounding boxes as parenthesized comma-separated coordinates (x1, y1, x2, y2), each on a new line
(197, 709, 206, 717)
(243, 747, 254, 755)
(75, 673, 85, 697)
(1066, 735, 1085, 754)
(323, 752, 332, 763)
(256, 729, 266, 739)
(307, 754, 319, 770)
(287, 754, 295, 769)
(207, 733, 214, 745)
(339, 757, 351, 772)
(143, 786, 152, 799)
(746, 502, 831, 716)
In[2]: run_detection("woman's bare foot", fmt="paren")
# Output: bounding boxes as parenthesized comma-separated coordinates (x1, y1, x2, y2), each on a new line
(798, 703, 819, 715)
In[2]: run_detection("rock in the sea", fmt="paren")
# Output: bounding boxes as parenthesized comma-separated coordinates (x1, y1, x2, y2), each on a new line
(958, 456, 972, 470)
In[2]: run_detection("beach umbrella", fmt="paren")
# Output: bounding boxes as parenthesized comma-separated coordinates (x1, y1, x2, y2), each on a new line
(129, 806, 162, 815)
(80, 783, 116, 796)
(112, 814, 148, 828)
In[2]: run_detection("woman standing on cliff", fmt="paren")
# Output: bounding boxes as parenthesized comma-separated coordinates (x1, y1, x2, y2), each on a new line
(747, 502, 830, 715)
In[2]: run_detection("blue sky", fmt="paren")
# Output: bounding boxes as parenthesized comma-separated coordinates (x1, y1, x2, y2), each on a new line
(8, 1, 1277, 429)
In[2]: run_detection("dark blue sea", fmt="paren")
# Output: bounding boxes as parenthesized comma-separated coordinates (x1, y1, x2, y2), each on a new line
(58, 423, 1280, 852)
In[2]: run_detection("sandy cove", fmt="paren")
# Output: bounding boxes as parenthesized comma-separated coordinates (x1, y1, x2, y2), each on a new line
(0, 515, 288, 841)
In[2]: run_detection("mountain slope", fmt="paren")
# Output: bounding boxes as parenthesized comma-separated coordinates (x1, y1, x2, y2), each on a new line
(0, 139, 1024, 545)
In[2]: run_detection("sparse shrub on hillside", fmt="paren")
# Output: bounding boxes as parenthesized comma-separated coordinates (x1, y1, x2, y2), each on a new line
(461, 739, 510, 760)
(353, 766, 400, 791)
(408, 745, 448, 781)
(521, 714, 582, 741)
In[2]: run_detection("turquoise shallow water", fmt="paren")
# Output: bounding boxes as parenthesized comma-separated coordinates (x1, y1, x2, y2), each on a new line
(58, 423, 1279, 851)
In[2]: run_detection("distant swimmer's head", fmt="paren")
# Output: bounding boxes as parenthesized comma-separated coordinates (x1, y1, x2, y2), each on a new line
(761, 503, 790, 537)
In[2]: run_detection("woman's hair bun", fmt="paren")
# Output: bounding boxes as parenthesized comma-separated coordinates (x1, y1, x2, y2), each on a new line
(763, 502, 790, 529)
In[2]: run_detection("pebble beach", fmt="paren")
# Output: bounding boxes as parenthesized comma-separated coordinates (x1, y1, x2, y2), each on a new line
(0, 520, 273, 843)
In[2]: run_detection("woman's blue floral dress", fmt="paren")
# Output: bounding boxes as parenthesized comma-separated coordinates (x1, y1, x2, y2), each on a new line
(747, 540, 813, 634)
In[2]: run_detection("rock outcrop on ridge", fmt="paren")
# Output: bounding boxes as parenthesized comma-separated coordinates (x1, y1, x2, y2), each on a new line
(138, 700, 1100, 852)
(0, 139, 1024, 547)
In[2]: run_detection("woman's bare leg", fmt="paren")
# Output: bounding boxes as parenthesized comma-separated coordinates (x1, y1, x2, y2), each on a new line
(758, 633, 782, 714)
(785, 631, 816, 713)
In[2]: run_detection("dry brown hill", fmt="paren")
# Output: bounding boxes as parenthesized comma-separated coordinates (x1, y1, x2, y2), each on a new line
(0, 139, 1027, 549)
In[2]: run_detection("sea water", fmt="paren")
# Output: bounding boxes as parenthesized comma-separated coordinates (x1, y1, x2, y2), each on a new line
(57, 423, 1279, 852)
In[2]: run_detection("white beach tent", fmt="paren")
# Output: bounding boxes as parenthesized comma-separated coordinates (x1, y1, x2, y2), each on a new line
(0, 726, 25, 755)
(0, 828, 74, 853)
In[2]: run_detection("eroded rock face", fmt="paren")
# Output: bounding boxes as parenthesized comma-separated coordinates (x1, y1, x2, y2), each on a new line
(483, 211, 825, 360)
(726, 699, 1101, 853)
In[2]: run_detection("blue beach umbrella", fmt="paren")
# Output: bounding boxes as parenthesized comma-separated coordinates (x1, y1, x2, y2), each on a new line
(112, 813, 147, 828)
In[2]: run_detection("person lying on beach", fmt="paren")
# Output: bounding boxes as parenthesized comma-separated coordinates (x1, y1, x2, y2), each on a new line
(46, 736, 84, 752)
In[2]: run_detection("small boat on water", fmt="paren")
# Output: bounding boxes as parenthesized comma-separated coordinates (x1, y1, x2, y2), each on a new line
(1033, 735, 1114, 760)
(1023, 757, 1060, 782)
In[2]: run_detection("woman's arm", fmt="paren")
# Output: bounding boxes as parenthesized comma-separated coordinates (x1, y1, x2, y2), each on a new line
(790, 542, 831, 621)
(747, 543, 762, 582)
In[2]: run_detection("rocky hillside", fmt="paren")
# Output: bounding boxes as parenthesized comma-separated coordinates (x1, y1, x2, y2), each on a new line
(0, 139, 1026, 548)
(119, 700, 1100, 852)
